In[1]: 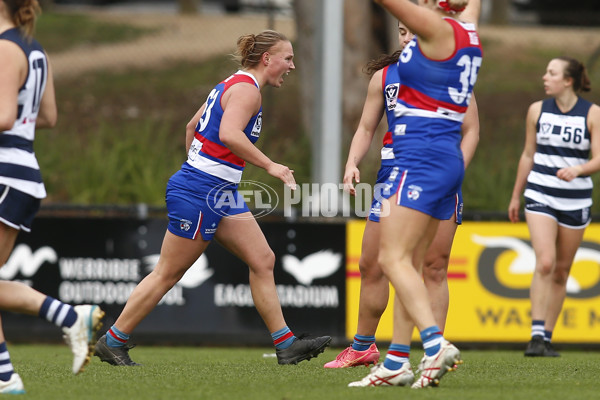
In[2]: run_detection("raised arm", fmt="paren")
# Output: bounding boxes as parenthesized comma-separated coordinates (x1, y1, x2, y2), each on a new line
(374, 0, 455, 59)
(459, 0, 481, 27)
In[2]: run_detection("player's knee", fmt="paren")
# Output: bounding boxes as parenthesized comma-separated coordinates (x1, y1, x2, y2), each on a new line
(251, 249, 276, 275)
(376, 254, 390, 275)
(153, 268, 184, 290)
(552, 263, 571, 285)
(423, 255, 449, 283)
(358, 256, 383, 281)
(536, 256, 555, 276)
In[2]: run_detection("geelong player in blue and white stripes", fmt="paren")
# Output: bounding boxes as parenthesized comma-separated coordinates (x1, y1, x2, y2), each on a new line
(0, 0, 103, 393)
(509, 57, 600, 357)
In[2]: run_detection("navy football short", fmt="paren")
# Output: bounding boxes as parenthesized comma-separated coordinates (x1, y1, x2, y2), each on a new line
(0, 185, 40, 232)
(525, 197, 591, 229)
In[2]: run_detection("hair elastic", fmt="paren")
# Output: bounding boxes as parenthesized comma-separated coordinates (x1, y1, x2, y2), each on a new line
(437, 0, 466, 14)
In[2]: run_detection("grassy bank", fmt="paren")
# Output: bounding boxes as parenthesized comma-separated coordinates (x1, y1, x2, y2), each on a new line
(35, 12, 600, 213)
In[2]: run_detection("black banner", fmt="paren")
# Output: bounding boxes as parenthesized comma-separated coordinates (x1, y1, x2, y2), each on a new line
(2, 217, 346, 345)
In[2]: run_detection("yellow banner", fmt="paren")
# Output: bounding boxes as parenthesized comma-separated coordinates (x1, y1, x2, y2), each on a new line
(346, 220, 600, 343)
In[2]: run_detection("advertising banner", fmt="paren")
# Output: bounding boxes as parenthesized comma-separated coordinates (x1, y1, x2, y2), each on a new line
(2, 218, 345, 344)
(346, 220, 600, 343)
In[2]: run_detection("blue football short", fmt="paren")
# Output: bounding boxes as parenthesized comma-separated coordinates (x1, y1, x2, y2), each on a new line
(369, 164, 464, 224)
(368, 164, 394, 223)
(379, 154, 464, 221)
(0, 185, 40, 232)
(525, 197, 591, 229)
(166, 168, 249, 241)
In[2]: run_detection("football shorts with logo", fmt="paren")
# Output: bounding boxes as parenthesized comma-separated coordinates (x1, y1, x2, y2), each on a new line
(525, 197, 591, 229)
(370, 166, 464, 224)
(380, 152, 464, 221)
(166, 167, 249, 241)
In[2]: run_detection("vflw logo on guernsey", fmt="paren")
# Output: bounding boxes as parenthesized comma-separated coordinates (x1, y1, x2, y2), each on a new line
(384, 83, 399, 111)
(207, 180, 279, 220)
(251, 112, 262, 137)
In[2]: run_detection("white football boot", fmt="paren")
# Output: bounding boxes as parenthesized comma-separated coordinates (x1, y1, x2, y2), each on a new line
(0, 373, 25, 394)
(62, 305, 105, 374)
(348, 362, 414, 387)
(411, 340, 462, 389)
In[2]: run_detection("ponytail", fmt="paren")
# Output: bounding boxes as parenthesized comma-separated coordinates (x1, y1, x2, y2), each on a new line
(4, 0, 41, 38)
(363, 50, 402, 76)
(235, 30, 288, 69)
(556, 56, 591, 93)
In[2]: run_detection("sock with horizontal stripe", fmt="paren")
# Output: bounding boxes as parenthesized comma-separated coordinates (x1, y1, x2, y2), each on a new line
(383, 343, 410, 370)
(352, 334, 375, 351)
(271, 326, 296, 350)
(106, 325, 130, 348)
(421, 325, 443, 357)
(39, 296, 77, 328)
(544, 329, 553, 343)
(0, 342, 14, 382)
(531, 320, 545, 339)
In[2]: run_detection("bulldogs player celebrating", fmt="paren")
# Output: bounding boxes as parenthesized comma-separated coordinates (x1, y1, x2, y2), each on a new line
(328, 16, 479, 369)
(95, 30, 331, 367)
(349, 0, 482, 388)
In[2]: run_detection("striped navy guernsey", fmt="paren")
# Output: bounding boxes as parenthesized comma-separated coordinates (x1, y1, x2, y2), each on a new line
(0, 28, 48, 199)
(524, 97, 593, 211)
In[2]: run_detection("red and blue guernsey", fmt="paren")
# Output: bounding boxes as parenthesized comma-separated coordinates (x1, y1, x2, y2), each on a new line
(380, 62, 401, 167)
(185, 70, 263, 183)
(392, 18, 482, 162)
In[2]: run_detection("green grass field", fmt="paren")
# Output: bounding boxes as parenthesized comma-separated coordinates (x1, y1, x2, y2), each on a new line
(8, 344, 598, 399)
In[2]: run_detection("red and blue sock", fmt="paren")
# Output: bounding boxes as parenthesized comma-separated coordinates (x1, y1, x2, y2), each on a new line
(383, 343, 410, 370)
(271, 327, 296, 350)
(421, 325, 443, 357)
(106, 325, 130, 348)
(38, 296, 77, 328)
(351, 334, 375, 351)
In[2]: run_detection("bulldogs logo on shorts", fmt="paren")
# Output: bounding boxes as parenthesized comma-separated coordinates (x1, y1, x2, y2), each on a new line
(407, 185, 422, 201)
(179, 219, 192, 232)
